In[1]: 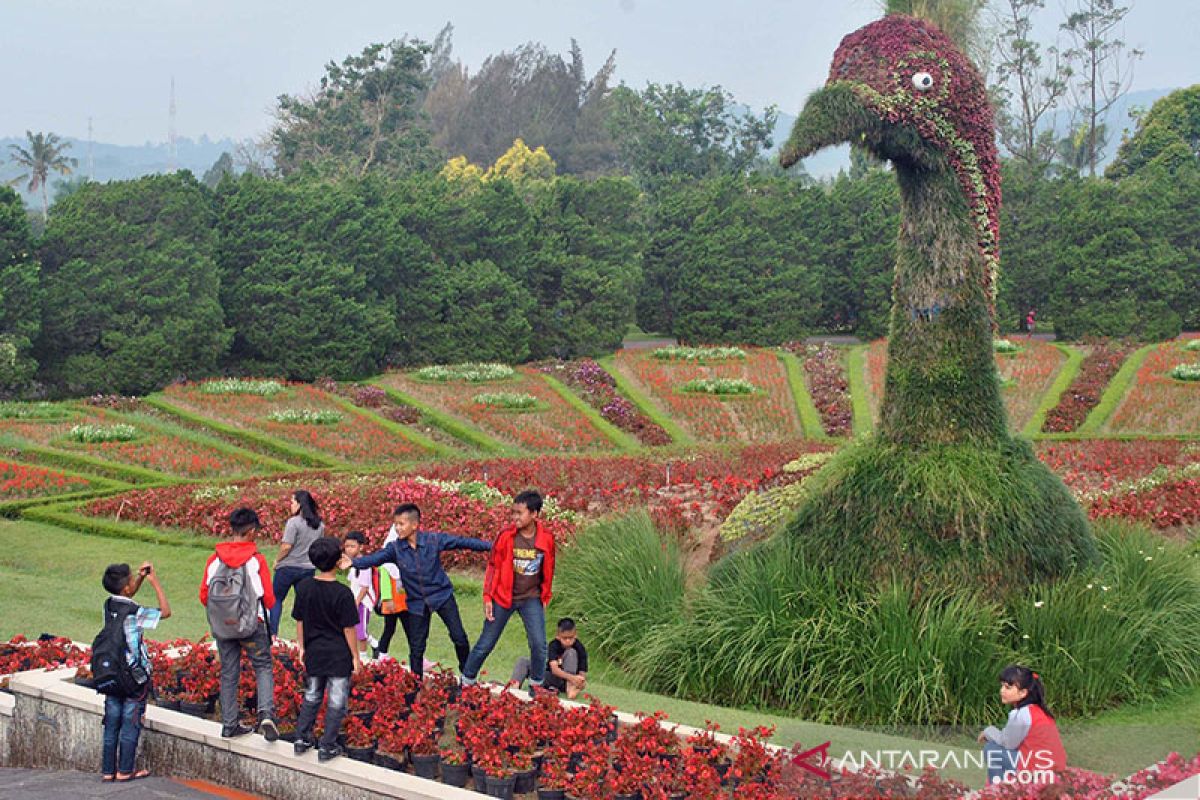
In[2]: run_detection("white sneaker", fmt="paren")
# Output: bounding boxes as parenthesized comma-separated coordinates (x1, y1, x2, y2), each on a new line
(378, 652, 395, 662)
(368, 636, 379, 649)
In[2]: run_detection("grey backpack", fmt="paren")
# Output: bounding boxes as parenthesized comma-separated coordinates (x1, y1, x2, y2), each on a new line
(206, 562, 261, 640)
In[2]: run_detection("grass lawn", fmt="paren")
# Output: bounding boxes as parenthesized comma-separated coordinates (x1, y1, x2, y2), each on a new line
(2, 518, 1196, 786)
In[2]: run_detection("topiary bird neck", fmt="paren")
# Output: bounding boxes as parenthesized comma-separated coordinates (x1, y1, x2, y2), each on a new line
(877, 160, 1008, 447)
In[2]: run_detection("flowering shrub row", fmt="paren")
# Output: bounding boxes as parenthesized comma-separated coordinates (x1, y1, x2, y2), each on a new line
(1042, 340, 1135, 433)
(534, 360, 671, 447)
(413, 363, 514, 382)
(788, 343, 852, 437)
(651, 346, 747, 361)
(1108, 337, 1200, 434)
(678, 378, 757, 396)
(473, 392, 539, 410)
(265, 408, 343, 425)
(312, 378, 421, 425)
(67, 423, 138, 443)
(0, 635, 89, 687)
(0, 460, 89, 499)
(198, 379, 284, 396)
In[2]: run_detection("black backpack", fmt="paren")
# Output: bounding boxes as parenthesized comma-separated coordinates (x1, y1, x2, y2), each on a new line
(90, 598, 149, 697)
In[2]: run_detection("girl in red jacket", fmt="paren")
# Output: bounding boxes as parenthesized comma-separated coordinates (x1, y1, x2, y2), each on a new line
(978, 665, 1067, 786)
(460, 490, 555, 687)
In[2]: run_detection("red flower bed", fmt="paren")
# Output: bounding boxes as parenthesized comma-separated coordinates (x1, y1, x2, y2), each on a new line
(787, 343, 852, 437)
(1042, 340, 1135, 433)
(535, 359, 672, 446)
(0, 460, 89, 499)
(1035, 440, 1200, 495)
(1107, 336, 1200, 435)
(0, 635, 89, 686)
(1091, 477, 1200, 531)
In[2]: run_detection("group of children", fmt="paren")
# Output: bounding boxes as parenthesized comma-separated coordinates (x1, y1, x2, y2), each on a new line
(93, 486, 1063, 786)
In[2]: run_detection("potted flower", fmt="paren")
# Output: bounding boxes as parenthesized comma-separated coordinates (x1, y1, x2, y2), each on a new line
(511, 750, 537, 794)
(477, 748, 518, 800)
(537, 754, 570, 800)
(342, 714, 376, 762)
(373, 726, 407, 771)
(439, 746, 470, 788)
(406, 714, 441, 779)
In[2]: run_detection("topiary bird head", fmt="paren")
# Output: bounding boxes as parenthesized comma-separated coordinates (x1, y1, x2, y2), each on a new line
(781, 14, 1000, 301)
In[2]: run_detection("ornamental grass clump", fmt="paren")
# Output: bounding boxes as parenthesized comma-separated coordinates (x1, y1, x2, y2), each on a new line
(265, 408, 342, 425)
(199, 378, 285, 396)
(1170, 363, 1200, 382)
(652, 346, 747, 361)
(67, 423, 138, 443)
(414, 363, 515, 382)
(678, 378, 756, 396)
(472, 392, 538, 410)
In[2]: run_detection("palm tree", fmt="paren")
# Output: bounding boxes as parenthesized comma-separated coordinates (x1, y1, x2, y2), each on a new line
(7, 131, 77, 222)
(879, 0, 989, 66)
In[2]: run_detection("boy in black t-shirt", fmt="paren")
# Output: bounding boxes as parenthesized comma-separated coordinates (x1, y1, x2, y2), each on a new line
(291, 537, 362, 762)
(511, 617, 588, 699)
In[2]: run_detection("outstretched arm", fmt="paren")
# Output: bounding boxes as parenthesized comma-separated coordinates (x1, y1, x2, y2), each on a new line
(435, 533, 492, 552)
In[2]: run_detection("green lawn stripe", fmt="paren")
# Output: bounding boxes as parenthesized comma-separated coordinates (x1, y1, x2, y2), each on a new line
(320, 392, 453, 458)
(538, 373, 640, 452)
(144, 395, 344, 468)
(778, 350, 829, 440)
(366, 380, 513, 455)
(1078, 343, 1155, 434)
(19, 496, 215, 549)
(597, 355, 694, 445)
(846, 345, 874, 436)
(1022, 343, 1085, 438)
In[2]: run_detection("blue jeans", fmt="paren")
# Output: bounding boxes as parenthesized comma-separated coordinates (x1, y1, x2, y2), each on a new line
(983, 741, 1020, 784)
(269, 566, 313, 635)
(462, 597, 546, 685)
(101, 693, 147, 775)
(295, 675, 350, 749)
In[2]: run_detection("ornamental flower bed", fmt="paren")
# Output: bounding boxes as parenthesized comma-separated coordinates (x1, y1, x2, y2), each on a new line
(0, 635, 89, 688)
(614, 348, 802, 443)
(0, 460, 89, 499)
(1042, 340, 1135, 433)
(1035, 440, 1200, 496)
(163, 381, 426, 464)
(1090, 477, 1200, 532)
(1107, 336, 1200, 435)
(0, 406, 263, 479)
(381, 367, 610, 452)
(865, 338, 1066, 430)
(786, 343, 852, 437)
(534, 360, 671, 447)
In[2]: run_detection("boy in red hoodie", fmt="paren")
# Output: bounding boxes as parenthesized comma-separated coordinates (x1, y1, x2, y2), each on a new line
(199, 507, 279, 740)
(461, 491, 555, 687)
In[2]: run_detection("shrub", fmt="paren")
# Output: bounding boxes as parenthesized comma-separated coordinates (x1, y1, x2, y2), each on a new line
(1170, 363, 1200, 381)
(265, 408, 343, 425)
(651, 346, 747, 361)
(1184, 339, 1200, 352)
(67, 424, 138, 443)
(472, 392, 538, 410)
(677, 378, 756, 396)
(199, 378, 285, 396)
(993, 339, 1022, 354)
(0, 402, 71, 420)
(414, 363, 516, 382)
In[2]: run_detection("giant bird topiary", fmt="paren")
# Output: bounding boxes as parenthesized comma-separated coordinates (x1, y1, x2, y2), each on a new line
(775, 15, 1097, 594)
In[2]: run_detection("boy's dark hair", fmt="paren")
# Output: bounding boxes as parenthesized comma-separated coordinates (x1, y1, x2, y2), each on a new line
(999, 664, 1053, 718)
(309, 537, 344, 572)
(228, 507, 261, 535)
(513, 490, 543, 514)
(344, 530, 367, 545)
(102, 563, 132, 595)
(393, 503, 421, 520)
(556, 617, 576, 633)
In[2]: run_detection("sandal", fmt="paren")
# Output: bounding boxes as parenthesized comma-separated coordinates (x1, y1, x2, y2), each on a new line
(101, 775, 115, 782)
(115, 769, 151, 782)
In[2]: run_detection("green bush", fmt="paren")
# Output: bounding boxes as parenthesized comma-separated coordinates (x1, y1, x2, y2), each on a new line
(66, 424, 138, 443)
(0, 402, 72, 420)
(993, 339, 1022, 354)
(265, 408, 342, 425)
(552, 510, 687, 662)
(652, 346, 747, 361)
(1170, 363, 1200, 381)
(677, 378, 756, 396)
(1184, 339, 1200, 352)
(199, 378, 285, 396)
(414, 363, 515, 382)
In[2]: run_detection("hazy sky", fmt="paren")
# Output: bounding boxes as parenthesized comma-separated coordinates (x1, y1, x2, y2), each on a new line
(2, 0, 1196, 145)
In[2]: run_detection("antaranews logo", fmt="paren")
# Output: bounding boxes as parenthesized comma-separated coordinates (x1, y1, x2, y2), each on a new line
(837, 748, 1058, 786)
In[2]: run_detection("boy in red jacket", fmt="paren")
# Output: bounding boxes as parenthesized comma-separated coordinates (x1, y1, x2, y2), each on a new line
(461, 491, 555, 687)
(199, 507, 279, 740)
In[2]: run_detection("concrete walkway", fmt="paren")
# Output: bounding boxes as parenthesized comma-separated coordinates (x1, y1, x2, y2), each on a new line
(0, 768, 259, 799)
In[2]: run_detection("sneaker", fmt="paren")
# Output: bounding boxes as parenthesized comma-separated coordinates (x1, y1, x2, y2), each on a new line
(258, 717, 279, 742)
(317, 744, 344, 762)
(221, 723, 254, 738)
(378, 652, 394, 662)
(293, 737, 316, 756)
(368, 635, 379, 649)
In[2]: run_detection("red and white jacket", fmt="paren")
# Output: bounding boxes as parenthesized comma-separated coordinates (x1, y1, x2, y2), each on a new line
(199, 541, 275, 620)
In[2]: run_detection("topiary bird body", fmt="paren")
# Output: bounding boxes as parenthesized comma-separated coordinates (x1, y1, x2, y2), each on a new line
(771, 15, 1096, 591)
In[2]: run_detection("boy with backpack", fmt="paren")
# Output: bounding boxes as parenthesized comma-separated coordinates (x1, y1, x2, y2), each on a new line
(199, 507, 279, 740)
(94, 561, 171, 782)
(292, 537, 362, 761)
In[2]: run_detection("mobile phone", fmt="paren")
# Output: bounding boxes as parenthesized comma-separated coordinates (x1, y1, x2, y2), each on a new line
(140, 566, 151, 576)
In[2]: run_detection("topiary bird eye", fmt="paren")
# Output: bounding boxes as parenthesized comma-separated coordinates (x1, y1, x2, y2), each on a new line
(911, 72, 934, 91)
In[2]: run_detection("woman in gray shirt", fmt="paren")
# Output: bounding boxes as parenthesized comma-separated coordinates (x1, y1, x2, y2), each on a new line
(269, 490, 325, 635)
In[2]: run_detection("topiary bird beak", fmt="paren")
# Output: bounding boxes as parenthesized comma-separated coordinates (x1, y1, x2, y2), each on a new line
(779, 84, 878, 168)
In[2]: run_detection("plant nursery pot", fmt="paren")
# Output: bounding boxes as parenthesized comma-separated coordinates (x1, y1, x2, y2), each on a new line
(346, 745, 376, 763)
(614, 794, 638, 800)
(441, 760, 470, 787)
(157, 698, 181, 712)
(411, 752, 440, 779)
(485, 774, 517, 800)
(537, 790, 566, 800)
(514, 768, 537, 794)
(179, 700, 208, 717)
(374, 751, 405, 771)
(471, 763, 487, 790)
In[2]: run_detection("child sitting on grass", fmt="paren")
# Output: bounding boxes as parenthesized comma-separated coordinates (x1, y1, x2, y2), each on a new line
(978, 665, 1066, 785)
(292, 536, 363, 762)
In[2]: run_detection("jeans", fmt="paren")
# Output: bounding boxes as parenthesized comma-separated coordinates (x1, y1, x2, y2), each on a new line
(216, 622, 275, 729)
(983, 741, 1020, 784)
(269, 566, 314, 635)
(513, 647, 577, 692)
(404, 595, 471, 679)
(101, 693, 147, 775)
(295, 675, 350, 749)
(462, 597, 546, 685)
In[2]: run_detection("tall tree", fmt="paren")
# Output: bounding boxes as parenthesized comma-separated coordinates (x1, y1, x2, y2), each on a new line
(0, 187, 40, 395)
(1060, 0, 1143, 176)
(272, 40, 441, 178)
(1107, 84, 1200, 178)
(990, 0, 1071, 170)
(6, 131, 77, 222)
